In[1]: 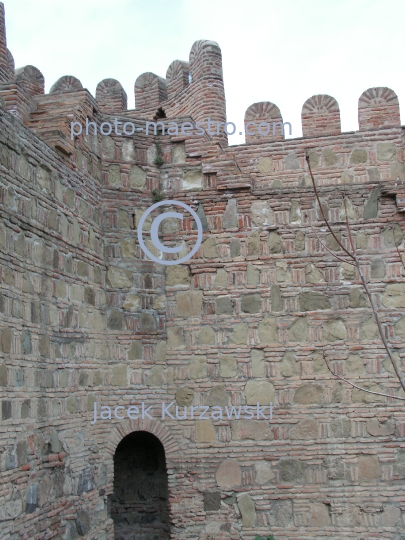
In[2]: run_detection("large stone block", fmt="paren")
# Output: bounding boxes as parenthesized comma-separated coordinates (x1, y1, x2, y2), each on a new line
(216, 295, 233, 315)
(251, 349, 265, 377)
(258, 317, 277, 344)
(232, 420, 273, 441)
(288, 317, 308, 342)
(289, 418, 319, 440)
(358, 456, 381, 482)
(219, 354, 237, 377)
(166, 265, 190, 286)
(305, 263, 324, 283)
(294, 384, 323, 405)
(216, 460, 241, 488)
(279, 459, 304, 482)
(176, 387, 194, 406)
(189, 355, 207, 379)
(222, 198, 238, 228)
(202, 237, 218, 258)
(207, 385, 228, 406)
(280, 351, 297, 377)
(322, 318, 347, 341)
(246, 263, 260, 285)
(241, 293, 261, 313)
(199, 326, 215, 345)
(177, 290, 203, 316)
(268, 231, 281, 253)
(237, 494, 256, 527)
(111, 364, 127, 386)
(146, 366, 163, 386)
(244, 380, 275, 405)
(255, 461, 274, 484)
(229, 323, 248, 345)
(366, 418, 395, 437)
(251, 201, 272, 227)
(382, 283, 405, 308)
(196, 420, 216, 442)
(167, 327, 184, 348)
(300, 291, 331, 311)
(106, 266, 132, 288)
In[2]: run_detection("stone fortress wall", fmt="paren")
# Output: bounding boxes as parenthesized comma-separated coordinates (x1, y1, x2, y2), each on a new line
(0, 2, 405, 539)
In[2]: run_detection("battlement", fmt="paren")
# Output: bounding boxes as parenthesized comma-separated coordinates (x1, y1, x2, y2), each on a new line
(0, 2, 402, 155)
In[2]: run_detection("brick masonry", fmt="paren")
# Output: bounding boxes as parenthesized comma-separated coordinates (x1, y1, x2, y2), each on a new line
(0, 2, 405, 539)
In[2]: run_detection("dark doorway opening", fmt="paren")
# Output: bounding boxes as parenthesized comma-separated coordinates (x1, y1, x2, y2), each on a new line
(111, 431, 171, 540)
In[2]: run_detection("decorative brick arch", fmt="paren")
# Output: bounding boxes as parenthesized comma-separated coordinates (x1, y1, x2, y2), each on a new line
(96, 77, 127, 114)
(244, 101, 284, 142)
(358, 87, 400, 130)
(106, 417, 180, 466)
(15, 65, 45, 97)
(50, 75, 83, 94)
(301, 94, 341, 137)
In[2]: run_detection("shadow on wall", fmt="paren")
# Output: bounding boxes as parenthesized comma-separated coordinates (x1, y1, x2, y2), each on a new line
(111, 431, 171, 540)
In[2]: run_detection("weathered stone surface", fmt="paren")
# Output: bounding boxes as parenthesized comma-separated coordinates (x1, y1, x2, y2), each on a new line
(310, 503, 330, 527)
(251, 201, 272, 227)
(189, 355, 207, 379)
(323, 456, 346, 479)
(237, 494, 256, 527)
(323, 318, 347, 341)
(108, 308, 124, 330)
(129, 164, 146, 188)
(140, 313, 157, 333)
(198, 326, 215, 345)
(280, 351, 297, 377)
(285, 152, 300, 169)
(183, 169, 202, 190)
(350, 288, 366, 308)
(289, 200, 301, 224)
(366, 418, 395, 436)
(294, 384, 323, 405)
(255, 461, 274, 484)
(177, 291, 203, 316)
(270, 500, 293, 527)
(247, 231, 260, 255)
(382, 223, 403, 248)
(146, 366, 163, 386)
(203, 492, 221, 512)
(246, 263, 260, 285)
(381, 506, 401, 527)
(358, 456, 381, 482)
(370, 258, 385, 278)
(331, 416, 351, 439)
(305, 263, 324, 283)
(280, 459, 304, 482)
(241, 293, 261, 313)
(325, 232, 341, 251)
(295, 230, 305, 251)
(216, 295, 233, 315)
(394, 449, 405, 478)
(258, 317, 277, 344)
(251, 349, 265, 377)
(25, 483, 38, 514)
(167, 327, 184, 348)
(268, 231, 281, 253)
(176, 387, 194, 406)
(66, 396, 77, 413)
(230, 238, 241, 257)
(222, 198, 238, 228)
(127, 341, 142, 360)
(323, 148, 338, 166)
(313, 350, 328, 374)
(196, 420, 216, 442)
(122, 294, 140, 312)
(216, 460, 241, 488)
(300, 291, 331, 311)
(1, 327, 12, 353)
(271, 284, 282, 312)
(377, 142, 396, 161)
(382, 283, 405, 308)
(364, 187, 380, 219)
(202, 237, 218, 258)
(288, 317, 308, 342)
(382, 351, 400, 375)
(219, 354, 237, 377)
(232, 420, 273, 441)
(244, 380, 275, 405)
(106, 266, 132, 288)
(352, 382, 385, 403)
(111, 364, 127, 386)
(214, 268, 227, 287)
(207, 385, 228, 407)
(361, 316, 378, 340)
(346, 353, 364, 375)
(76, 509, 91, 535)
(350, 148, 367, 164)
(257, 157, 272, 173)
(341, 262, 356, 281)
(290, 418, 319, 440)
(229, 323, 248, 345)
(166, 265, 190, 286)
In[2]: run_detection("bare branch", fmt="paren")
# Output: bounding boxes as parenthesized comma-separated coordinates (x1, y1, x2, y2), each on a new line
(304, 214, 356, 266)
(322, 352, 405, 401)
(305, 152, 355, 260)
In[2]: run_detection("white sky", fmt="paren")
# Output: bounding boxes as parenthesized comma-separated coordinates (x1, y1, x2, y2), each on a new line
(5, 0, 405, 145)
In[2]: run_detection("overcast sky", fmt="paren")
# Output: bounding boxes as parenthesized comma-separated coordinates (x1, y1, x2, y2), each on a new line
(5, 0, 405, 145)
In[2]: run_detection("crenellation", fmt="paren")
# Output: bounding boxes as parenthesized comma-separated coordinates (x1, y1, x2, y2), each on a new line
(358, 87, 401, 131)
(14, 65, 45, 98)
(95, 78, 127, 114)
(301, 94, 341, 137)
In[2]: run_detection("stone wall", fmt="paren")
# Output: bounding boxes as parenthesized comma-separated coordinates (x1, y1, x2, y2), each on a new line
(0, 2, 405, 539)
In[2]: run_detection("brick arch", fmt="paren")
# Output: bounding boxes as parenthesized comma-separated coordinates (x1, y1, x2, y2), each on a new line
(105, 417, 180, 466)
(134, 71, 167, 111)
(244, 101, 284, 142)
(301, 94, 341, 137)
(166, 59, 189, 100)
(49, 75, 83, 94)
(15, 65, 45, 97)
(96, 77, 127, 114)
(358, 87, 400, 130)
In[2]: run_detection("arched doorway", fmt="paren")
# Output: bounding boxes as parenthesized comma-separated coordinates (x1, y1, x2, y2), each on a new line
(111, 430, 171, 540)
